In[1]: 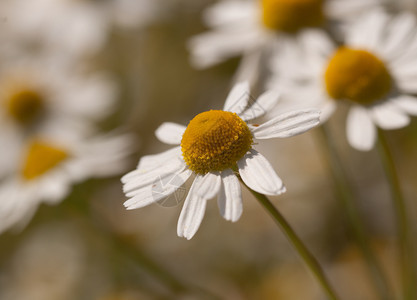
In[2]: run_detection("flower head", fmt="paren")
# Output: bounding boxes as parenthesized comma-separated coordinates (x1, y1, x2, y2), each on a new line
(0, 131, 135, 234)
(188, 0, 384, 85)
(122, 82, 320, 239)
(268, 10, 417, 151)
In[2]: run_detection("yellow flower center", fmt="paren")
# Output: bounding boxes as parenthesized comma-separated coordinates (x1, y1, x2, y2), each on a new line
(5, 89, 45, 125)
(181, 110, 253, 174)
(22, 140, 69, 180)
(325, 47, 392, 105)
(261, 0, 324, 33)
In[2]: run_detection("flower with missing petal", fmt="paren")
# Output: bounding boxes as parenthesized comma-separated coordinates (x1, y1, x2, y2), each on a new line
(188, 0, 383, 84)
(268, 10, 417, 151)
(122, 82, 320, 240)
(0, 131, 135, 234)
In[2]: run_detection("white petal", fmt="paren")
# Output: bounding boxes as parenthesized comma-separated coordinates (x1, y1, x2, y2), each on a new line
(177, 176, 208, 240)
(238, 149, 286, 196)
(381, 13, 416, 60)
(122, 157, 185, 194)
(346, 106, 376, 151)
(239, 90, 280, 121)
(392, 95, 417, 116)
(223, 81, 250, 114)
(251, 109, 320, 139)
(203, 0, 257, 28)
(0, 181, 38, 234)
(136, 147, 182, 170)
(155, 122, 185, 145)
(188, 28, 261, 69)
(232, 49, 262, 88)
(217, 169, 242, 222)
(396, 77, 417, 94)
(371, 102, 410, 130)
(124, 169, 192, 210)
(196, 172, 221, 199)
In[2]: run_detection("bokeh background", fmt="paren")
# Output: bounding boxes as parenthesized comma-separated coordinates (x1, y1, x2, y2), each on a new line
(1, 0, 417, 299)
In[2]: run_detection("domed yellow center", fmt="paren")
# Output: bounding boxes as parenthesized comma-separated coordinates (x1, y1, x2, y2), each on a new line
(6, 89, 44, 125)
(181, 110, 253, 174)
(22, 140, 69, 180)
(325, 47, 392, 105)
(261, 0, 324, 33)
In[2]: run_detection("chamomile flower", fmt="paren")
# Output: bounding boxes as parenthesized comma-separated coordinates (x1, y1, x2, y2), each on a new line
(188, 0, 383, 83)
(268, 10, 417, 151)
(0, 61, 117, 178)
(122, 82, 320, 240)
(0, 0, 161, 59)
(0, 130, 135, 234)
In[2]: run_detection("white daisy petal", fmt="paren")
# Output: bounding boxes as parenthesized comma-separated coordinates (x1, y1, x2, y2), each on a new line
(238, 149, 286, 196)
(135, 147, 182, 170)
(251, 109, 320, 139)
(371, 102, 410, 130)
(217, 169, 242, 222)
(122, 157, 185, 193)
(155, 122, 186, 145)
(392, 95, 417, 116)
(381, 13, 416, 59)
(188, 29, 261, 69)
(232, 49, 262, 88)
(223, 81, 250, 114)
(239, 90, 280, 121)
(203, 0, 257, 28)
(346, 106, 376, 151)
(396, 78, 417, 94)
(346, 9, 388, 53)
(124, 169, 192, 210)
(196, 172, 221, 199)
(177, 176, 208, 240)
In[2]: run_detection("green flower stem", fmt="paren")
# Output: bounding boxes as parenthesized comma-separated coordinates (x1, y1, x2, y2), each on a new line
(241, 180, 340, 300)
(317, 125, 393, 300)
(377, 129, 416, 300)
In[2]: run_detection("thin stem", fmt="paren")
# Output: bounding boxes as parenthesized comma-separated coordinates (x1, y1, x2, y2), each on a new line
(241, 181, 340, 300)
(377, 129, 416, 300)
(316, 125, 393, 300)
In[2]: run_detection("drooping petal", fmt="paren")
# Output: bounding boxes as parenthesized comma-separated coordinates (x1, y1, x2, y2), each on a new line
(223, 81, 250, 114)
(392, 95, 417, 116)
(177, 176, 208, 240)
(217, 169, 242, 222)
(371, 102, 410, 130)
(122, 157, 185, 193)
(346, 106, 376, 151)
(124, 169, 192, 210)
(239, 90, 280, 121)
(196, 172, 221, 199)
(155, 122, 186, 145)
(250, 109, 320, 139)
(135, 147, 182, 170)
(238, 149, 286, 196)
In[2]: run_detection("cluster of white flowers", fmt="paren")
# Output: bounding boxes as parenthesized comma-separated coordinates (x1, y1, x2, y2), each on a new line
(122, 0, 417, 240)
(0, 0, 165, 233)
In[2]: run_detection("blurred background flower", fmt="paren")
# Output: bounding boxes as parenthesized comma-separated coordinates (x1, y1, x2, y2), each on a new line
(0, 0, 417, 299)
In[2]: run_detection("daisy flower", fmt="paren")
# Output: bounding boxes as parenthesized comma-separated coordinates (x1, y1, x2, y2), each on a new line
(0, 0, 162, 59)
(0, 60, 117, 179)
(188, 0, 383, 83)
(267, 9, 417, 151)
(121, 82, 320, 239)
(0, 130, 135, 234)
